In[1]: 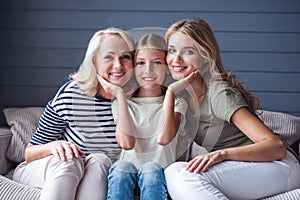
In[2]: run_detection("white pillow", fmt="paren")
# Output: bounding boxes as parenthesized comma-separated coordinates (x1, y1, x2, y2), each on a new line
(3, 107, 44, 163)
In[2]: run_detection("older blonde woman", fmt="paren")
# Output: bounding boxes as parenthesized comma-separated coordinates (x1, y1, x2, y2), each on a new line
(12, 27, 135, 200)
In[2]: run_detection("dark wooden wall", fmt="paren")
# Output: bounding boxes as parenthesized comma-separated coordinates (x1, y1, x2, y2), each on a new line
(0, 0, 299, 125)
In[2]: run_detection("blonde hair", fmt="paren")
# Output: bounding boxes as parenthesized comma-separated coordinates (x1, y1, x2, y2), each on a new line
(135, 34, 167, 56)
(71, 27, 135, 96)
(166, 19, 260, 112)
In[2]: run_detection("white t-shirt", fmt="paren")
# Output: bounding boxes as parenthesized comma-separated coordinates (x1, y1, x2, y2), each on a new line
(112, 96, 187, 169)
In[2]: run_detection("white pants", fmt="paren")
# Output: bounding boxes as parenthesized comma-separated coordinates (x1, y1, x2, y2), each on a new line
(165, 151, 300, 200)
(13, 153, 112, 200)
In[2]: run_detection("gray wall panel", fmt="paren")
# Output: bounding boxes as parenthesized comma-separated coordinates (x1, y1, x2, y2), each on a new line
(1, 0, 299, 12)
(1, 11, 300, 33)
(0, 0, 299, 126)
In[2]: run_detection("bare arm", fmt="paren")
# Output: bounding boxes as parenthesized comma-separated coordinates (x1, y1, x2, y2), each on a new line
(97, 75, 136, 150)
(187, 107, 287, 173)
(222, 108, 286, 161)
(156, 89, 183, 145)
(25, 141, 84, 163)
(156, 73, 193, 145)
(114, 91, 136, 150)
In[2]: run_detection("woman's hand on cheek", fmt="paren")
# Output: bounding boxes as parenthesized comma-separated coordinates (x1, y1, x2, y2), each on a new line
(168, 70, 200, 94)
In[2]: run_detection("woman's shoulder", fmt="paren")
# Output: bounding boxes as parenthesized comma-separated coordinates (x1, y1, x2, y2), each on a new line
(207, 79, 231, 90)
(206, 80, 240, 97)
(60, 80, 79, 92)
(51, 80, 83, 103)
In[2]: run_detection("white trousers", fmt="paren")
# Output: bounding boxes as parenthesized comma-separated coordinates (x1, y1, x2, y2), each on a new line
(165, 151, 300, 200)
(13, 153, 112, 200)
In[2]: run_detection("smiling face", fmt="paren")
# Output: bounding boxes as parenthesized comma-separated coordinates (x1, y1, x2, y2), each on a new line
(94, 35, 134, 87)
(135, 48, 167, 97)
(166, 32, 206, 80)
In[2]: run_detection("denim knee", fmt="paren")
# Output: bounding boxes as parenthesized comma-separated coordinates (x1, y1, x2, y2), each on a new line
(108, 160, 137, 188)
(139, 162, 162, 173)
(110, 160, 137, 174)
(138, 162, 165, 185)
(107, 161, 137, 200)
(138, 162, 168, 200)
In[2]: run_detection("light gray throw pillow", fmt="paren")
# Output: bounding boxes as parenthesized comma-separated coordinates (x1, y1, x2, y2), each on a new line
(3, 107, 44, 163)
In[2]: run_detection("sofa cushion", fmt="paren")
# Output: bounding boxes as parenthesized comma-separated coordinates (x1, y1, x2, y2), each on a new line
(261, 188, 300, 200)
(0, 175, 41, 200)
(258, 110, 300, 146)
(3, 107, 44, 163)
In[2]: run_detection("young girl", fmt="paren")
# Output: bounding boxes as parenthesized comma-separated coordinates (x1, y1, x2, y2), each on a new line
(98, 34, 188, 200)
(164, 18, 300, 200)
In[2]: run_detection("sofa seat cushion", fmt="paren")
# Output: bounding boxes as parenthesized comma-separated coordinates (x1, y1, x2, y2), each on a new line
(0, 175, 41, 200)
(261, 188, 300, 200)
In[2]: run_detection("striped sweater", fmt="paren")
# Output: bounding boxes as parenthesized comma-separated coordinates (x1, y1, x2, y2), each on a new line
(30, 81, 121, 162)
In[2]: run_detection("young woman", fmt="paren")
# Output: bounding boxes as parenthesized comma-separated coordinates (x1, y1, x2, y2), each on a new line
(164, 19, 300, 200)
(98, 34, 188, 200)
(12, 27, 136, 200)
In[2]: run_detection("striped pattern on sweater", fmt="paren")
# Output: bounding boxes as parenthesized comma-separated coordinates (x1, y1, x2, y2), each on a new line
(30, 81, 121, 162)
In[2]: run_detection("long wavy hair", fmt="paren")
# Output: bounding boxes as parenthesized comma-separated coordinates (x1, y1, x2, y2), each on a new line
(71, 27, 135, 97)
(165, 19, 260, 113)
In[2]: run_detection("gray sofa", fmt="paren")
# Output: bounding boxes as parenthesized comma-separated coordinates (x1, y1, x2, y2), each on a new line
(0, 107, 299, 200)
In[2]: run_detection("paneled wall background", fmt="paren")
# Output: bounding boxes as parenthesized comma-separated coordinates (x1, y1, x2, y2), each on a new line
(0, 0, 299, 125)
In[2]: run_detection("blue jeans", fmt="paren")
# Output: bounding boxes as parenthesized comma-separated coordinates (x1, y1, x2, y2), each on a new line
(107, 160, 168, 200)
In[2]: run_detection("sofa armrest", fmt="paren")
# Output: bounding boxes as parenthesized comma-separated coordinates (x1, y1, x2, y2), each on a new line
(0, 127, 16, 175)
